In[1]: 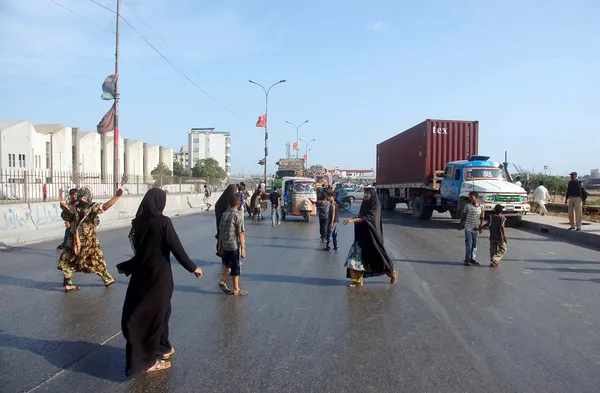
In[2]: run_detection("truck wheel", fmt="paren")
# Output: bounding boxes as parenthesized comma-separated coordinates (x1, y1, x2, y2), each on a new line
(281, 209, 286, 221)
(413, 196, 429, 219)
(302, 211, 310, 222)
(450, 210, 461, 219)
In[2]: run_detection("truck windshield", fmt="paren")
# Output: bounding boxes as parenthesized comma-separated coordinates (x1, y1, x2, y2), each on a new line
(465, 168, 505, 180)
(276, 170, 296, 178)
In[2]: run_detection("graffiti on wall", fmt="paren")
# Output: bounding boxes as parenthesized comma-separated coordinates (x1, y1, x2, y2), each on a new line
(0, 207, 35, 232)
(32, 203, 64, 228)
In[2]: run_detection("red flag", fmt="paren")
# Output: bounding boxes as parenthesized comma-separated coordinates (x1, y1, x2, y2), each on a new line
(303, 154, 307, 161)
(256, 114, 266, 127)
(97, 103, 116, 134)
(292, 142, 298, 150)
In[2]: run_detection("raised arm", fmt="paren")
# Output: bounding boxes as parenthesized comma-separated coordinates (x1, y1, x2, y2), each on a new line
(164, 217, 200, 274)
(102, 189, 123, 211)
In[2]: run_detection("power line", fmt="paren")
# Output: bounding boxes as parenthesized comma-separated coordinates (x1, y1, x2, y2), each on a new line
(87, 0, 116, 14)
(122, 1, 220, 97)
(119, 16, 246, 121)
(48, 0, 114, 33)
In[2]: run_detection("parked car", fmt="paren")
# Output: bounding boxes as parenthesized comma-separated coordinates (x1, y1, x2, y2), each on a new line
(584, 179, 600, 190)
(343, 187, 363, 202)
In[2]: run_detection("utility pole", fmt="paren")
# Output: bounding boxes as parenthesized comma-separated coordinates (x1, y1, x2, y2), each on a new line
(113, 0, 121, 191)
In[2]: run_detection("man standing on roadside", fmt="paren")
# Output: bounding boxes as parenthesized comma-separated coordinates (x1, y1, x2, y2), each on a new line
(533, 181, 550, 215)
(269, 186, 281, 226)
(458, 191, 484, 266)
(565, 172, 586, 231)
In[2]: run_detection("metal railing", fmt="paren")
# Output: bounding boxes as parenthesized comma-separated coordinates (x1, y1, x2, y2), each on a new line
(0, 169, 222, 204)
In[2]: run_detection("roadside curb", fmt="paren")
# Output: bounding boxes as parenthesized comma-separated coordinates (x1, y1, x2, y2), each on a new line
(520, 219, 600, 251)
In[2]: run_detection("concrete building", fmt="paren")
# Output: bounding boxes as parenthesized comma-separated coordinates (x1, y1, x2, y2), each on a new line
(77, 131, 102, 174)
(174, 145, 189, 168)
(124, 139, 144, 179)
(101, 131, 125, 180)
(143, 143, 160, 180)
(159, 147, 173, 171)
(34, 124, 73, 173)
(187, 128, 231, 177)
(0, 121, 40, 171)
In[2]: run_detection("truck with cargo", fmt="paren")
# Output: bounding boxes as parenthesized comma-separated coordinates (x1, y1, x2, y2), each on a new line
(375, 119, 530, 224)
(274, 158, 305, 190)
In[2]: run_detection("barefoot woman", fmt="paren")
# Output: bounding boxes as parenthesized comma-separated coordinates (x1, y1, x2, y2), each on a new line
(58, 187, 121, 291)
(343, 187, 397, 287)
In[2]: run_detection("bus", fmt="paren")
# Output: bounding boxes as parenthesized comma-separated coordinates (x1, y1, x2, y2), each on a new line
(274, 169, 301, 190)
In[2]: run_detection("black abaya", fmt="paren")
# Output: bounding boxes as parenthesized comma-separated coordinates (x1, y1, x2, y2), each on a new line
(121, 188, 197, 376)
(350, 189, 395, 278)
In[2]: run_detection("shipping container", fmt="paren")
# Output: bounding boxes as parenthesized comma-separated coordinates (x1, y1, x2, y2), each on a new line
(376, 119, 479, 185)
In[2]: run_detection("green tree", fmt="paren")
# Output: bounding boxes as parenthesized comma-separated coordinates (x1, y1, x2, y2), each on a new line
(192, 158, 227, 185)
(526, 173, 568, 202)
(173, 160, 191, 178)
(151, 161, 173, 186)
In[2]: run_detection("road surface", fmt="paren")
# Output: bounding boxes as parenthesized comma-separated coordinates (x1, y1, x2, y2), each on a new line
(1, 207, 599, 393)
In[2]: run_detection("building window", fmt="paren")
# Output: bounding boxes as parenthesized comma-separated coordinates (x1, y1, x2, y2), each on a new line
(193, 148, 199, 153)
(193, 138, 199, 143)
(18, 154, 26, 168)
(46, 142, 51, 169)
(8, 154, 15, 168)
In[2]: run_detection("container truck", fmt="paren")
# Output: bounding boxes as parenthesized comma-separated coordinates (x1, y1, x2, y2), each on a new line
(375, 119, 529, 224)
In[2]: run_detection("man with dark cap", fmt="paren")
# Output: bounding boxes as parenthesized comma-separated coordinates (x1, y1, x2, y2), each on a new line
(565, 172, 586, 231)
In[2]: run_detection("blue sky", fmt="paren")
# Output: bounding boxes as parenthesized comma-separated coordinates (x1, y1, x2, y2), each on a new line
(1, 0, 598, 176)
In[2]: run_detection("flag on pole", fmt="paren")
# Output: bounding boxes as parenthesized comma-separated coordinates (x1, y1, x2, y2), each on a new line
(97, 103, 116, 134)
(303, 154, 307, 161)
(293, 142, 298, 150)
(101, 74, 118, 100)
(256, 114, 266, 127)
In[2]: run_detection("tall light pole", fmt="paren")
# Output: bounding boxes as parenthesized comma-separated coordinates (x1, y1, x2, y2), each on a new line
(285, 120, 309, 158)
(544, 165, 548, 175)
(299, 138, 315, 169)
(249, 79, 286, 184)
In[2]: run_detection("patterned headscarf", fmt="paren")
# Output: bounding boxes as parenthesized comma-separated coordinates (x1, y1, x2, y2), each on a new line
(75, 187, 93, 216)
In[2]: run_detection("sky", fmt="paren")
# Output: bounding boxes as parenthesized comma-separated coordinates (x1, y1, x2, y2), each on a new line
(1, 0, 599, 177)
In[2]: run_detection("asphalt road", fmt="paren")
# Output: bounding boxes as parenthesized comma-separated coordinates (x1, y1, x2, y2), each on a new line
(1, 206, 599, 393)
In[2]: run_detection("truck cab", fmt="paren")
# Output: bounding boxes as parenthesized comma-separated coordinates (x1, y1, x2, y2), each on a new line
(441, 156, 530, 222)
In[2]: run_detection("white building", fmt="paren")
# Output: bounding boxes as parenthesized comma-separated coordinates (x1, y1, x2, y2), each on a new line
(101, 131, 125, 180)
(77, 131, 102, 174)
(124, 139, 144, 179)
(144, 143, 160, 179)
(187, 128, 231, 177)
(174, 145, 189, 168)
(0, 121, 39, 171)
(159, 147, 173, 171)
(34, 124, 73, 173)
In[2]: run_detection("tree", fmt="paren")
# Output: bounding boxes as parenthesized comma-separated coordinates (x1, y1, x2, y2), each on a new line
(173, 160, 191, 178)
(192, 158, 227, 184)
(525, 173, 568, 202)
(151, 161, 173, 186)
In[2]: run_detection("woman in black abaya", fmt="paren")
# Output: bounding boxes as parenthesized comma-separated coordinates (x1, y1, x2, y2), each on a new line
(121, 188, 203, 376)
(215, 184, 237, 256)
(343, 187, 397, 287)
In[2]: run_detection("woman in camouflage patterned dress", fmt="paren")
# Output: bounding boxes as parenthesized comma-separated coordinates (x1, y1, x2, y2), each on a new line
(58, 187, 123, 292)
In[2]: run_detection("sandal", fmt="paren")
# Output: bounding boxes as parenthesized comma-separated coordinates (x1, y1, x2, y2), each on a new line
(230, 289, 249, 296)
(161, 347, 175, 360)
(348, 282, 363, 287)
(219, 281, 231, 293)
(390, 270, 398, 285)
(146, 359, 171, 373)
(490, 261, 500, 268)
(104, 278, 117, 287)
(64, 285, 80, 293)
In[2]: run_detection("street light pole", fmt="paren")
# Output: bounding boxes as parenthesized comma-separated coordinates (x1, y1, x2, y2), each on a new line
(285, 120, 309, 158)
(299, 138, 315, 169)
(249, 79, 286, 184)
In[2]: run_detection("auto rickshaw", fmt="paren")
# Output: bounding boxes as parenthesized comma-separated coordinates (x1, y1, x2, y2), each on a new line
(281, 177, 317, 222)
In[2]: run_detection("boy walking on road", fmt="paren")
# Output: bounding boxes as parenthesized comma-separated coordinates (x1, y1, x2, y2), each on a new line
(458, 191, 484, 266)
(488, 204, 507, 268)
(218, 193, 248, 296)
(316, 194, 330, 242)
(204, 185, 212, 211)
(324, 191, 339, 251)
(269, 186, 281, 226)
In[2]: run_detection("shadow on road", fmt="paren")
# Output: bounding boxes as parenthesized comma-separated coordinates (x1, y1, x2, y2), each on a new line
(504, 258, 600, 265)
(244, 273, 348, 286)
(0, 245, 58, 257)
(245, 243, 317, 251)
(392, 259, 464, 267)
(0, 275, 105, 292)
(0, 333, 127, 383)
(526, 267, 600, 274)
(560, 277, 600, 284)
